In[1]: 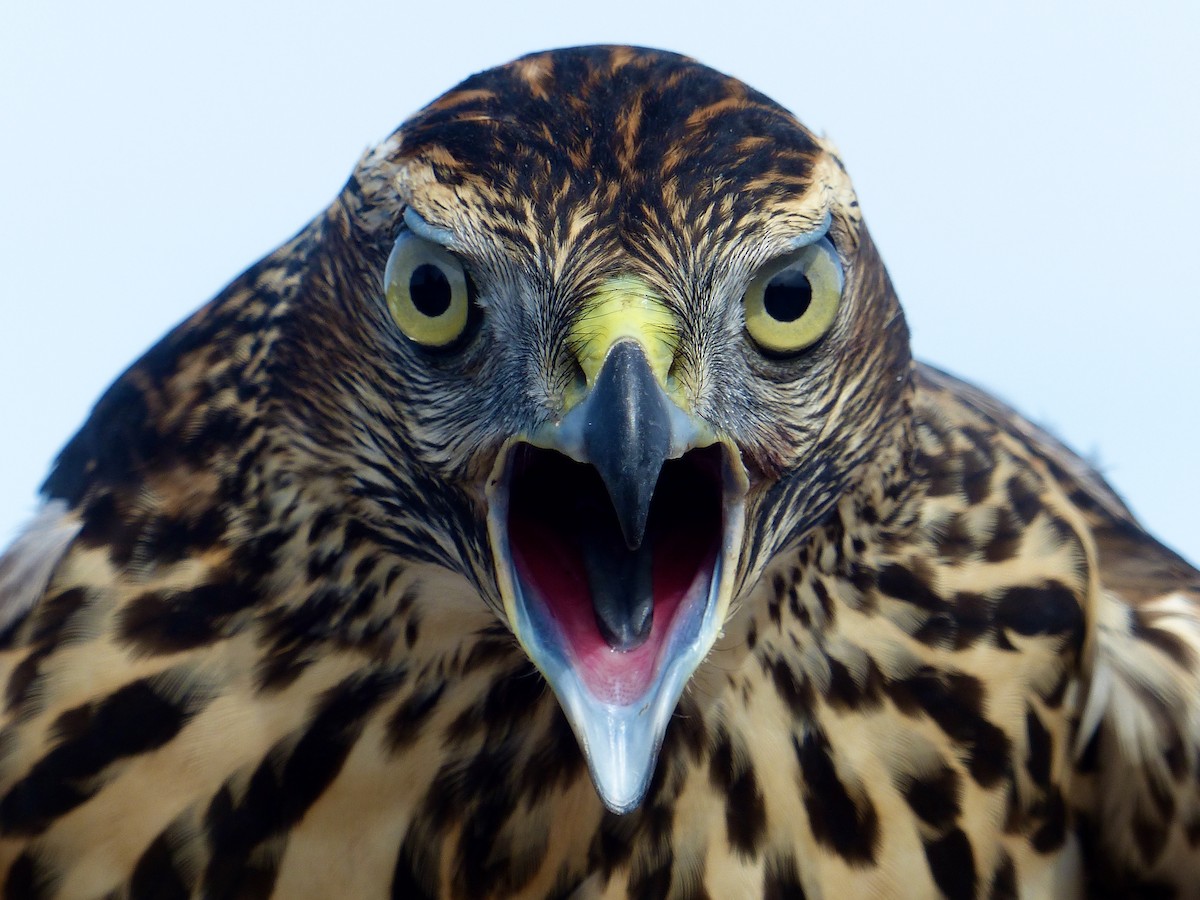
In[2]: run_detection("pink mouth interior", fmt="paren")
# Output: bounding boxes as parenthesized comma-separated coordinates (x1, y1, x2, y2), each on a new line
(508, 446, 723, 706)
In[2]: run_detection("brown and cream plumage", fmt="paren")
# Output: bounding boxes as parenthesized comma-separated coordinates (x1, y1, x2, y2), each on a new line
(1, 46, 1198, 899)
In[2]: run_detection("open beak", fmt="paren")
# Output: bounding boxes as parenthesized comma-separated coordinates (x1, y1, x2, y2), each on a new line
(484, 279, 748, 813)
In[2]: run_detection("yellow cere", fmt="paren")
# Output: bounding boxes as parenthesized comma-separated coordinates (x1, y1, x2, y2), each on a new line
(570, 276, 679, 390)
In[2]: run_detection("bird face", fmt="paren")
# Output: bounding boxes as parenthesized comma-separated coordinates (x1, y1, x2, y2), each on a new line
(327, 46, 913, 813)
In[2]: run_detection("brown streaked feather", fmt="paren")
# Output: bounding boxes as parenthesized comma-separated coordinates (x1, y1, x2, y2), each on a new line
(920, 363, 1200, 894)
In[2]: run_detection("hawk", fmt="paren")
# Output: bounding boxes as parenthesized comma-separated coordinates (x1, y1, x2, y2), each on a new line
(1, 45, 1197, 899)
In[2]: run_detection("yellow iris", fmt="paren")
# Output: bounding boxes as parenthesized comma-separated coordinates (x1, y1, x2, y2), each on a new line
(385, 233, 471, 348)
(743, 239, 844, 354)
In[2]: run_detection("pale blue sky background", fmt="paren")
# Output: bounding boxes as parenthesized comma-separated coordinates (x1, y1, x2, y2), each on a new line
(1, 1, 1197, 563)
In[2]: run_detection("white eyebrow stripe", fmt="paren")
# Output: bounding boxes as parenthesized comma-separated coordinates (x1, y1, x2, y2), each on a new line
(403, 208, 461, 250)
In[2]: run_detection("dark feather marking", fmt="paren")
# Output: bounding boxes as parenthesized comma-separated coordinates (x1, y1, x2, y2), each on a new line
(136, 506, 228, 567)
(305, 508, 337, 545)
(228, 528, 290, 580)
(178, 406, 256, 461)
(914, 591, 993, 650)
(1074, 727, 1100, 775)
(1186, 815, 1200, 848)
(0, 610, 31, 651)
(1132, 610, 1197, 669)
(352, 554, 380, 584)
(877, 563, 943, 612)
(787, 584, 806, 625)
(477, 662, 544, 732)
(26, 587, 88, 645)
(1040, 668, 1070, 709)
(950, 592, 993, 644)
(1148, 754, 1181, 817)
(590, 811, 641, 879)
(935, 513, 976, 561)
(994, 582, 1083, 638)
(77, 492, 138, 569)
(795, 730, 878, 864)
(822, 655, 884, 711)
(129, 830, 190, 900)
(1132, 804, 1169, 867)
(202, 668, 404, 895)
(628, 846, 674, 900)
(460, 637, 519, 675)
(883, 668, 1011, 788)
(386, 682, 446, 751)
(923, 828, 977, 900)
(1005, 474, 1042, 525)
(843, 562, 876, 596)
(118, 579, 261, 656)
(304, 547, 342, 582)
(254, 643, 317, 693)
(344, 582, 381, 626)
(1030, 789, 1068, 855)
(769, 658, 813, 720)
(707, 727, 766, 857)
(390, 839, 437, 900)
(983, 507, 1021, 563)
(724, 764, 766, 859)
(768, 573, 787, 628)
(260, 584, 350, 647)
(420, 739, 519, 833)
(1003, 774, 1023, 830)
(5, 644, 53, 713)
(989, 851, 1017, 900)
(924, 460, 959, 499)
(811, 579, 834, 619)
(3, 852, 48, 900)
(456, 790, 536, 897)
(899, 765, 961, 830)
(960, 450, 993, 506)
(416, 731, 551, 896)
(43, 366, 162, 509)
(1024, 707, 1052, 789)
(762, 853, 807, 900)
(0, 672, 214, 836)
(526, 703, 588, 795)
(1076, 811, 1180, 899)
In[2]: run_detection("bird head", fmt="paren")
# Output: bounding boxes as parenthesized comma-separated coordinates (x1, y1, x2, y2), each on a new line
(284, 46, 912, 813)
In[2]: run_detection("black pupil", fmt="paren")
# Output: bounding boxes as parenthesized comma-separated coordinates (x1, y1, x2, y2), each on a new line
(409, 263, 452, 317)
(763, 270, 812, 322)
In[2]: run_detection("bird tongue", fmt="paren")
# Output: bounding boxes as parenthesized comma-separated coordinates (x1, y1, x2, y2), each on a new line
(507, 447, 721, 706)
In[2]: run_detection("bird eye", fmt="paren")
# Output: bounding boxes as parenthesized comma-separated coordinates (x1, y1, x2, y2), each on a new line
(743, 238, 844, 354)
(384, 232, 472, 348)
